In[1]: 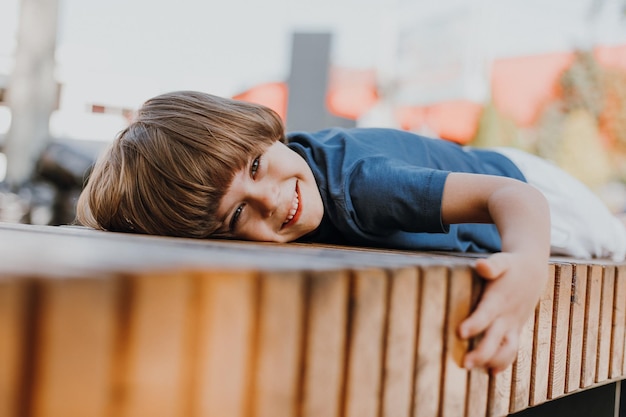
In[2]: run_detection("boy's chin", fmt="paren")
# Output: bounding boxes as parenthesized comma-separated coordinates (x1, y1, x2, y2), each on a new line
(273, 231, 309, 244)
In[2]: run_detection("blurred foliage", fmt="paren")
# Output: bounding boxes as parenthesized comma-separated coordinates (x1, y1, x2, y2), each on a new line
(601, 69, 626, 151)
(559, 51, 605, 117)
(544, 108, 612, 188)
(472, 101, 520, 149)
(472, 50, 626, 190)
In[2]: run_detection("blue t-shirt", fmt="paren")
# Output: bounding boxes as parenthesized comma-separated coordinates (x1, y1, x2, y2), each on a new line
(286, 127, 526, 253)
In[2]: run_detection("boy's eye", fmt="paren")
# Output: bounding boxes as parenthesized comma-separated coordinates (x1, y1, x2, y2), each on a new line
(230, 204, 244, 232)
(250, 156, 260, 178)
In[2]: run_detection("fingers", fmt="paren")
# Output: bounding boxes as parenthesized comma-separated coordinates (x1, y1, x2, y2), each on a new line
(464, 325, 519, 372)
(458, 287, 500, 339)
(475, 253, 510, 281)
(462, 252, 528, 372)
(462, 253, 515, 339)
(459, 308, 488, 340)
(488, 330, 519, 374)
(463, 319, 506, 369)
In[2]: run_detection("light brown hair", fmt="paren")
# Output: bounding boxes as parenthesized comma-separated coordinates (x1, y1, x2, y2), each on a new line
(76, 91, 285, 238)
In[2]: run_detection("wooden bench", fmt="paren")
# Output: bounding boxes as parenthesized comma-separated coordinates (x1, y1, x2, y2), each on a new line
(0, 222, 624, 417)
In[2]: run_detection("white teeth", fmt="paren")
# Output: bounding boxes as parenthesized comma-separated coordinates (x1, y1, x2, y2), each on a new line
(283, 190, 300, 224)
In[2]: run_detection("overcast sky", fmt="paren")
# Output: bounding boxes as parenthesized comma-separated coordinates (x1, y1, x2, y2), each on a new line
(51, 0, 390, 105)
(1, 0, 626, 107)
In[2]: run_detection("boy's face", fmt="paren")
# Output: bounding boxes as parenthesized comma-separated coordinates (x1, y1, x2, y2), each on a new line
(216, 141, 324, 243)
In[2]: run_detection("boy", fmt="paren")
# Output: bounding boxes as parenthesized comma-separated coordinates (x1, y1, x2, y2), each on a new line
(77, 90, 626, 373)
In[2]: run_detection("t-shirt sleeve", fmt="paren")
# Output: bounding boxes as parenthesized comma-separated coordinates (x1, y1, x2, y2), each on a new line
(345, 157, 450, 235)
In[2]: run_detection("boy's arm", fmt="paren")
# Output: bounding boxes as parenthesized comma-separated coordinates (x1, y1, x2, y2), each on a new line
(441, 172, 550, 373)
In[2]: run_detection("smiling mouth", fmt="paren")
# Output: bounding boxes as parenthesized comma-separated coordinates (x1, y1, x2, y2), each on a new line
(282, 182, 301, 228)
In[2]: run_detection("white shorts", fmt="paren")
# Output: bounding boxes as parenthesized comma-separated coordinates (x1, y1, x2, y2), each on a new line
(495, 148, 626, 261)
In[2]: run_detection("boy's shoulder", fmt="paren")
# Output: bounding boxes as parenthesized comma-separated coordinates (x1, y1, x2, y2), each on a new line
(286, 128, 442, 159)
(286, 127, 423, 142)
(287, 127, 525, 186)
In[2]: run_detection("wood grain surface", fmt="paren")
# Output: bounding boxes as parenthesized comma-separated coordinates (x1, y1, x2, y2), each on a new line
(1, 223, 626, 417)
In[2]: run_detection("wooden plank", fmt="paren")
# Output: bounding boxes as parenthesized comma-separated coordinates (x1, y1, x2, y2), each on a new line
(596, 266, 615, 382)
(465, 274, 489, 417)
(530, 264, 555, 406)
(0, 222, 482, 278)
(548, 264, 572, 399)
(113, 272, 194, 417)
(252, 271, 305, 417)
(610, 265, 626, 379)
(381, 267, 420, 417)
(344, 269, 388, 417)
(510, 307, 537, 413)
(566, 264, 587, 392)
(466, 368, 489, 417)
(0, 278, 29, 417)
(441, 266, 471, 417)
(32, 277, 117, 417)
(413, 266, 447, 417)
(488, 364, 512, 417)
(301, 270, 349, 417)
(582, 265, 602, 387)
(192, 271, 258, 417)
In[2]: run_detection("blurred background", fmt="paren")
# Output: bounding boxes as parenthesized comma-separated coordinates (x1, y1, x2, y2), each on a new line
(0, 0, 626, 225)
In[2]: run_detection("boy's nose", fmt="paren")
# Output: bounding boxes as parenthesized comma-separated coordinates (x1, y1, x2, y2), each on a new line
(250, 182, 279, 216)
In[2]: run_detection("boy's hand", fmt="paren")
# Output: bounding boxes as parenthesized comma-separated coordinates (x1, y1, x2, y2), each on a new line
(458, 252, 548, 373)
(441, 172, 551, 374)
